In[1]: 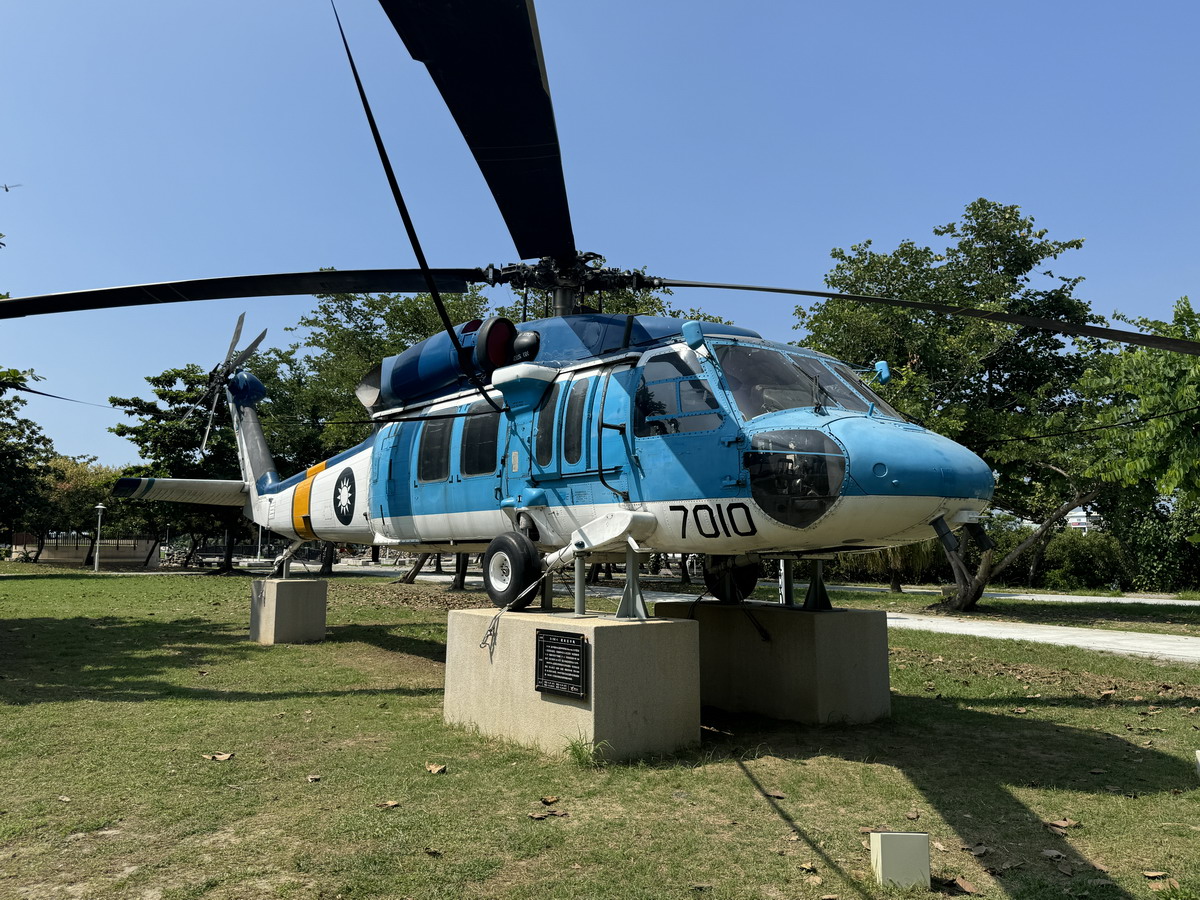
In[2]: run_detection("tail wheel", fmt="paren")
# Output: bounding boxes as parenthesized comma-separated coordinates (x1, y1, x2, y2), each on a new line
(703, 555, 759, 605)
(483, 532, 542, 609)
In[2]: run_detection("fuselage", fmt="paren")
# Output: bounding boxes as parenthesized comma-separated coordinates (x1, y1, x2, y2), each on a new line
(233, 314, 994, 558)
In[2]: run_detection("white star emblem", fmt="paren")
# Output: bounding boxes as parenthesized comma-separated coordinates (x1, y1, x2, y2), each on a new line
(336, 476, 353, 518)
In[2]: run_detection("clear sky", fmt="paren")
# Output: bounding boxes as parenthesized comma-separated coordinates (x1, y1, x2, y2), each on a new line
(3, 1, 1198, 466)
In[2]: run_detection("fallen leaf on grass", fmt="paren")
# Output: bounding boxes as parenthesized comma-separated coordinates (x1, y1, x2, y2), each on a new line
(528, 813, 548, 820)
(425, 763, 447, 775)
(932, 840, 949, 852)
(1099, 689, 1116, 700)
(202, 752, 234, 761)
(805, 874, 823, 886)
(949, 876, 980, 895)
(1143, 871, 1170, 878)
(375, 800, 400, 809)
(540, 796, 559, 805)
(547, 809, 569, 817)
(819, 895, 840, 900)
(57, 796, 71, 802)
(1046, 825, 1068, 837)
(969, 844, 990, 857)
(905, 810, 920, 821)
(197, 670, 209, 676)
(766, 790, 786, 799)
(1150, 880, 1181, 892)
(306, 774, 321, 783)
(1048, 818, 1079, 829)
(424, 847, 442, 857)
(1057, 861, 1074, 876)
(1012, 707, 1028, 714)
(1041, 849, 1065, 859)
(798, 862, 817, 873)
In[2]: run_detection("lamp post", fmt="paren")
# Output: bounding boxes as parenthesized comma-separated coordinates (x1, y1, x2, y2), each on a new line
(93, 503, 106, 573)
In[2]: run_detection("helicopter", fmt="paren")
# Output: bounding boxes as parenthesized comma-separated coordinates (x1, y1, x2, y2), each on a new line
(4, 0, 1200, 610)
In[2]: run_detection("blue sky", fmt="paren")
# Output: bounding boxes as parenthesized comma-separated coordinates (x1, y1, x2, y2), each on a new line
(3, 1, 1198, 466)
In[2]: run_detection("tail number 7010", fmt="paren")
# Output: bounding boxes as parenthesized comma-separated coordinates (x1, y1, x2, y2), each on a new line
(669, 502, 757, 540)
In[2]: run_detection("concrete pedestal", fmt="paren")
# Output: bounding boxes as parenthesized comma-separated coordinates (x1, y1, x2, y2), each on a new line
(444, 608, 700, 760)
(250, 579, 328, 645)
(653, 601, 890, 724)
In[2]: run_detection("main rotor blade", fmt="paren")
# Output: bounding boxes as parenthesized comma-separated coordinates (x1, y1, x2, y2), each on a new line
(227, 329, 269, 373)
(662, 279, 1200, 358)
(380, 0, 576, 263)
(0, 268, 483, 320)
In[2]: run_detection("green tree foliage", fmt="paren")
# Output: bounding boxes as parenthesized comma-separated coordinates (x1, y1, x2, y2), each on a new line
(0, 390, 55, 543)
(288, 286, 491, 452)
(1081, 297, 1200, 497)
(798, 199, 1104, 609)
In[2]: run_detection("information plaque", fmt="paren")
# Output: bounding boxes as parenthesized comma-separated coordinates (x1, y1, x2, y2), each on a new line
(535, 629, 589, 699)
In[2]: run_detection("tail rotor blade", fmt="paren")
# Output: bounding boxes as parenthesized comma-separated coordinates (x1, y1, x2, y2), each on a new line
(223, 312, 246, 365)
(227, 328, 268, 373)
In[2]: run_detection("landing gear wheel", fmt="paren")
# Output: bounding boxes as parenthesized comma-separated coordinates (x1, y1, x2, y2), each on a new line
(483, 532, 542, 609)
(703, 555, 759, 604)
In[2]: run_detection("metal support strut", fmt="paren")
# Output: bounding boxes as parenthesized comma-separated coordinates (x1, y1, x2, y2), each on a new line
(778, 560, 796, 607)
(801, 559, 833, 611)
(615, 542, 650, 620)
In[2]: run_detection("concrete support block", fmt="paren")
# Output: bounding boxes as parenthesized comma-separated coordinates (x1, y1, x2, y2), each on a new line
(250, 579, 328, 645)
(653, 601, 890, 725)
(444, 608, 700, 760)
(870, 832, 930, 889)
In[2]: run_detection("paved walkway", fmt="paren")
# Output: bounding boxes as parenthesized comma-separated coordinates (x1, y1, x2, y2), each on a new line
(832, 584, 1200, 607)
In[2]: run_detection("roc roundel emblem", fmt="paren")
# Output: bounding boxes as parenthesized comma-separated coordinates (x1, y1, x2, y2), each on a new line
(333, 467, 356, 526)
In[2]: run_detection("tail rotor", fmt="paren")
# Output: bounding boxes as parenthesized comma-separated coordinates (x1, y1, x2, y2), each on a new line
(181, 314, 268, 453)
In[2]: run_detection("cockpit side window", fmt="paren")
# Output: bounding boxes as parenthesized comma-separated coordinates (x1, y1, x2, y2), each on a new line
(633, 349, 723, 437)
(828, 363, 904, 419)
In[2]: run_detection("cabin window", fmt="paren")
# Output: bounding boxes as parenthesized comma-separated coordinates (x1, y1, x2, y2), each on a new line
(460, 401, 501, 477)
(535, 383, 560, 467)
(417, 416, 453, 482)
(633, 350, 723, 437)
(562, 378, 590, 465)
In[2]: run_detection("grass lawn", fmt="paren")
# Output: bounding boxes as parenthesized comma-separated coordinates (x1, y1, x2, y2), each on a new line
(1, 562, 1198, 899)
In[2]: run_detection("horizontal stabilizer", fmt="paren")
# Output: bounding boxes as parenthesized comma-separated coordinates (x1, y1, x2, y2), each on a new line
(113, 477, 248, 507)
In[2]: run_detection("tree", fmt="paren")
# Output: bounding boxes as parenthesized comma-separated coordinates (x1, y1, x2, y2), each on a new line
(797, 199, 1105, 610)
(109, 365, 249, 570)
(1081, 298, 1200, 498)
(0, 385, 55, 549)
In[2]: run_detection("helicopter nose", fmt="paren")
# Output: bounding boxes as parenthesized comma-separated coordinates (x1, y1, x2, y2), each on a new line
(828, 417, 994, 501)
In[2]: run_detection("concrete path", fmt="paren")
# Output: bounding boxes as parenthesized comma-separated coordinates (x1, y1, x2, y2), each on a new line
(831, 584, 1200, 607)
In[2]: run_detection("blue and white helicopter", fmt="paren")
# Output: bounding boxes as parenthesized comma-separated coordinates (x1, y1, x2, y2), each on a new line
(4, 0, 1199, 609)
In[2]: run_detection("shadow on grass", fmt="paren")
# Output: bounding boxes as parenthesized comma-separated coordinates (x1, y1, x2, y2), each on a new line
(326, 623, 446, 663)
(0, 615, 443, 705)
(692, 696, 1193, 899)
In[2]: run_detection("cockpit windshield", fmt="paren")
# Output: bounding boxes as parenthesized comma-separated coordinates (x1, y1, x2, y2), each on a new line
(713, 344, 903, 421)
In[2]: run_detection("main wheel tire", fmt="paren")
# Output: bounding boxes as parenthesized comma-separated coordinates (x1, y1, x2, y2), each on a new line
(483, 531, 542, 609)
(703, 555, 759, 604)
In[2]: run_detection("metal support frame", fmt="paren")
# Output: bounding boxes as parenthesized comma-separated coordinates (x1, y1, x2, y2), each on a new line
(778, 560, 796, 606)
(614, 543, 650, 620)
(273, 539, 307, 579)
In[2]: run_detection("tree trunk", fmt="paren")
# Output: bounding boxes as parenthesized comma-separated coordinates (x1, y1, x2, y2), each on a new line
(183, 535, 199, 567)
(220, 532, 235, 572)
(318, 541, 336, 576)
(142, 539, 160, 568)
(84, 534, 98, 568)
(1025, 528, 1055, 587)
(371, 545, 380, 564)
(679, 554, 691, 585)
(450, 553, 469, 590)
(401, 553, 430, 584)
(433, 554, 444, 574)
(889, 566, 903, 593)
(944, 490, 1097, 611)
(33, 532, 45, 562)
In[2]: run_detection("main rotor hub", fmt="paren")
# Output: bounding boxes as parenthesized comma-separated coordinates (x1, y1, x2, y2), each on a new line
(483, 253, 664, 303)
